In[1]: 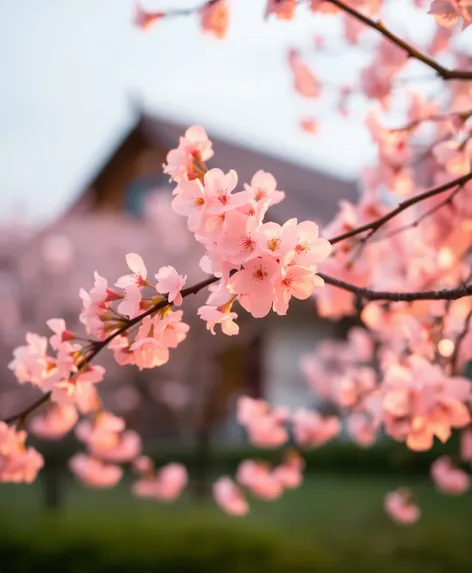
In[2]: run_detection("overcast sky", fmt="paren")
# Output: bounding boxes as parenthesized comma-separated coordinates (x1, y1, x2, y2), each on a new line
(2, 0, 446, 224)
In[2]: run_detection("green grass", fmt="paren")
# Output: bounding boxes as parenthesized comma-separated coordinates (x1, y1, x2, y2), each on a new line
(1, 474, 472, 572)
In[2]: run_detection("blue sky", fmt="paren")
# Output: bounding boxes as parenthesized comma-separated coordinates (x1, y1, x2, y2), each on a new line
(1, 0, 422, 224)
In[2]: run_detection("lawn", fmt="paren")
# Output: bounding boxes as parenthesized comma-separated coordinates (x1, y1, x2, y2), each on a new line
(1, 473, 472, 572)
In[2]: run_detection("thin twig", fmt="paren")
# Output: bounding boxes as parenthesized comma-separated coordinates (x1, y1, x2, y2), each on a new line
(2, 274, 219, 425)
(318, 273, 472, 302)
(450, 309, 472, 374)
(328, 171, 472, 245)
(368, 185, 461, 244)
(326, 0, 472, 81)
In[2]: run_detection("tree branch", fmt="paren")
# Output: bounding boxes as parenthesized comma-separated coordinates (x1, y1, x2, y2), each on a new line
(450, 309, 472, 374)
(326, 0, 472, 81)
(328, 171, 472, 245)
(2, 274, 219, 425)
(318, 273, 472, 302)
(4, 171, 472, 426)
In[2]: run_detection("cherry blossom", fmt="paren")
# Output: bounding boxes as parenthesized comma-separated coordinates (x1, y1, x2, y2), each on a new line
(0, 422, 44, 483)
(213, 476, 249, 516)
(431, 456, 471, 494)
(3, 0, 472, 524)
(199, 0, 229, 38)
(381, 355, 471, 451)
(265, 0, 296, 20)
(163, 126, 213, 183)
(237, 396, 289, 448)
(385, 489, 421, 525)
(292, 409, 341, 448)
(197, 303, 239, 335)
(69, 454, 122, 488)
(236, 460, 283, 500)
(155, 266, 187, 306)
(29, 404, 78, 440)
(133, 463, 188, 501)
(133, 2, 163, 30)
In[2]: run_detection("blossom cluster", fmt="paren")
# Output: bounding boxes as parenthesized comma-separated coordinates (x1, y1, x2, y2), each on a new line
(132, 457, 188, 501)
(0, 422, 43, 483)
(236, 395, 342, 450)
(213, 452, 304, 515)
(164, 125, 332, 331)
(69, 410, 142, 488)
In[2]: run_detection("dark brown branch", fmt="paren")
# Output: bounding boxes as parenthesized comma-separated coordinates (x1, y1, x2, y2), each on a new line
(450, 309, 472, 374)
(326, 0, 472, 81)
(328, 172, 472, 245)
(369, 185, 462, 244)
(154, 0, 218, 18)
(318, 273, 472, 302)
(2, 275, 219, 425)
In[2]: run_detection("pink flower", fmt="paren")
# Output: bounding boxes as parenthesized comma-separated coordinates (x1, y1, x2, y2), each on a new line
(133, 2, 163, 30)
(273, 265, 324, 316)
(69, 454, 122, 488)
(133, 463, 187, 502)
(0, 423, 44, 484)
(292, 409, 340, 448)
(9, 333, 51, 387)
(133, 455, 154, 475)
(385, 489, 421, 525)
(381, 356, 472, 451)
(217, 211, 260, 265)
(228, 257, 280, 318)
(236, 396, 269, 426)
(155, 463, 188, 500)
(156, 310, 190, 348)
(272, 453, 304, 489)
(243, 170, 285, 219)
(155, 266, 187, 306)
(199, 0, 229, 39)
(131, 337, 170, 369)
(346, 414, 377, 448)
(117, 284, 142, 319)
(288, 49, 322, 99)
(30, 404, 78, 440)
(203, 168, 248, 215)
(291, 221, 332, 268)
(300, 118, 318, 134)
(428, 0, 462, 28)
(213, 476, 249, 516)
(93, 430, 141, 464)
(171, 179, 207, 233)
(75, 411, 141, 464)
(47, 318, 76, 350)
(116, 253, 149, 318)
(163, 125, 213, 183)
(433, 140, 471, 176)
(246, 416, 289, 448)
(255, 219, 298, 260)
(198, 304, 239, 335)
(236, 460, 283, 500)
(236, 396, 289, 448)
(79, 272, 115, 339)
(431, 456, 470, 495)
(265, 0, 296, 19)
(116, 253, 148, 288)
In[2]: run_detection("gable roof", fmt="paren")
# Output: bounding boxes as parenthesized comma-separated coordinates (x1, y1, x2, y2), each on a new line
(70, 110, 358, 227)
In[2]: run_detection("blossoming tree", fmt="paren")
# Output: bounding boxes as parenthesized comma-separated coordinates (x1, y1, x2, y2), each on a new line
(2, 0, 472, 524)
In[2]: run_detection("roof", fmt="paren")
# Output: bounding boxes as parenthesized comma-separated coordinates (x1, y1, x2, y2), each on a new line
(70, 110, 359, 227)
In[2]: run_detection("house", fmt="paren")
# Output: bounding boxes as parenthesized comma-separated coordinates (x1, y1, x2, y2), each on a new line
(61, 108, 359, 438)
